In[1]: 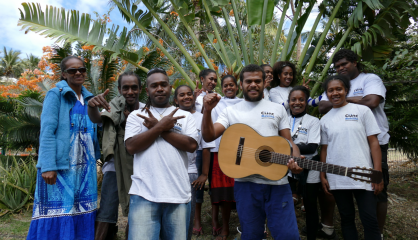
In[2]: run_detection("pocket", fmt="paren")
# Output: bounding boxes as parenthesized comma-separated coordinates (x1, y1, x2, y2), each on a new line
(56, 139, 65, 160)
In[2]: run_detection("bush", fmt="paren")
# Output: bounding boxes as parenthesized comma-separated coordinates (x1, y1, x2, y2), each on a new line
(0, 156, 37, 217)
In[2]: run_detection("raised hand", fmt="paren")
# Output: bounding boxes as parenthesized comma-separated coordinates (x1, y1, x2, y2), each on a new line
(194, 80, 204, 98)
(88, 89, 111, 111)
(302, 78, 312, 90)
(203, 91, 221, 111)
(137, 108, 159, 129)
(158, 108, 185, 132)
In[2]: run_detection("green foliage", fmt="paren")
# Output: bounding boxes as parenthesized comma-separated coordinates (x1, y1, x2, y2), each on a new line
(1, 47, 23, 78)
(0, 156, 37, 216)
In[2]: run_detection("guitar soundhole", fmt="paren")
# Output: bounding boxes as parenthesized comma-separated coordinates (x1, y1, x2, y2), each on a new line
(259, 150, 271, 162)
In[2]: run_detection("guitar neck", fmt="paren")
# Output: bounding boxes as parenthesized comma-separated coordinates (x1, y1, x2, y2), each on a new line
(270, 152, 348, 176)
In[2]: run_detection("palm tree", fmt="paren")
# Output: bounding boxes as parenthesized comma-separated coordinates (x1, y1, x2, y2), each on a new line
(1, 47, 23, 78)
(21, 54, 41, 71)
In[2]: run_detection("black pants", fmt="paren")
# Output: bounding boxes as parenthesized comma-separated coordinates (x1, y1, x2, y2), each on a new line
(332, 190, 380, 240)
(303, 183, 320, 240)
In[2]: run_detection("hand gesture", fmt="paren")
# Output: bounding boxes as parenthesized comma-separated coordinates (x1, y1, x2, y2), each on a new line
(194, 80, 204, 98)
(137, 108, 159, 129)
(302, 78, 311, 90)
(287, 157, 303, 174)
(42, 171, 57, 185)
(192, 174, 208, 190)
(88, 89, 111, 111)
(372, 179, 384, 195)
(158, 108, 185, 132)
(203, 91, 221, 112)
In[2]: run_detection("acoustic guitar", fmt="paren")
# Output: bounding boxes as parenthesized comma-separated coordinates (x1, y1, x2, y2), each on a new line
(218, 124, 383, 184)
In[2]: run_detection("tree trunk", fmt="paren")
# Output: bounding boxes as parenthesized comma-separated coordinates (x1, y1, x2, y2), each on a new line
(290, 0, 302, 61)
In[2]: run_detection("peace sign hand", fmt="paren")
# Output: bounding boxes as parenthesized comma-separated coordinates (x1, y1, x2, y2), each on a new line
(158, 108, 185, 132)
(194, 80, 204, 98)
(137, 108, 159, 129)
(302, 78, 312, 90)
(88, 89, 111, 111)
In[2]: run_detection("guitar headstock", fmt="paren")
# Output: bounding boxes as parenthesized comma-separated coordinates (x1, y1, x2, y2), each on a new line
(346, 166, 383, 184)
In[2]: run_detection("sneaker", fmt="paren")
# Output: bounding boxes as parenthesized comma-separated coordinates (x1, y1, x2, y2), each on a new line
(237, 226, 242, 234)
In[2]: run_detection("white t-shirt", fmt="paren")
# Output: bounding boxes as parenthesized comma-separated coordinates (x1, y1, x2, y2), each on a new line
(320, 103, 380, 191)
(124, 106, 198, 203)
(188, 112, 216, 174)
(269, 86, 291, 105)
(321, 73, 389, 145)
(195, 91, 222, 113)
(288, 113, 321, 183)
(263, 88, 271, 101)
(216, 99, 291, 185)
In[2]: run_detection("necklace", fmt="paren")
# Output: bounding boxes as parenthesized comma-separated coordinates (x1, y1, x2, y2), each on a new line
(152, 106, 170, 119)
(291, 116, 304, 141)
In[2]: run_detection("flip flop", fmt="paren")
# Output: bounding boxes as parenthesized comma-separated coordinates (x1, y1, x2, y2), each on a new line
(193, 227, 203, 236)
(215, 234, 228, 240)
(212, 226, 222, 236)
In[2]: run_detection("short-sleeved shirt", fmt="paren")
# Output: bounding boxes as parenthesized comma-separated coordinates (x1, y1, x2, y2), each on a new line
(263, 88, 271, 101)
(124, 106, 198, 203)
(320, 103, 380, 191)
(288, 113, 321, 183)
(188, 112, 216, 174)
(195, 91, 222, 113)
(269, 86, 292, 105)
(215, 99, 290, 185)
(321, 73, 389, 145)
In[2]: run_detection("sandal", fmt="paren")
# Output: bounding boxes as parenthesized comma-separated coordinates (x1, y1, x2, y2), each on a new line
(292, 197, 298, 204)
(193, 227, 203, 236)
(212, 226, 222, 236)
(301, 205, 306, 212)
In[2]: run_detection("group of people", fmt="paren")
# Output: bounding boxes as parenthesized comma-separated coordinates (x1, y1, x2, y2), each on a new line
(26, 48, 390, 240)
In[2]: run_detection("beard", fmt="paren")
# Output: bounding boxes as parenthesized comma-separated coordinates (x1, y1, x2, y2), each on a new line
(243, 89, 263, 102)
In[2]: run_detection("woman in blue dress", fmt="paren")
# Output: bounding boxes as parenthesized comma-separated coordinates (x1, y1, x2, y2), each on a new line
(27, 56, 101, 240)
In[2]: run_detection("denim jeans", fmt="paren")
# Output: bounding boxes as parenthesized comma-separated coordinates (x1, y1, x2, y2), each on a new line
(187, 173, 198, 240)
(128, 195, 191, 240)
(194, 150, 204, 203)
(332, 189, 380, 240)
(96, 171, 119, 223)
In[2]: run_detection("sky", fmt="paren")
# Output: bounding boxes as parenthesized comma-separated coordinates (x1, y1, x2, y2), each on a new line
(0, 0, 323, 58)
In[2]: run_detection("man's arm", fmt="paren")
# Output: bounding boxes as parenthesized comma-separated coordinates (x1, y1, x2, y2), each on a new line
(318, 100, 333, 114)
(125, 125, 164, 155)
(347, 94, 382, 109)
(161, 132, 198, 153)
(201, 93, 225, 142)
(279, 129, 302, 174)
(367, 135, 384, 195)
(87, 89, 111, 123)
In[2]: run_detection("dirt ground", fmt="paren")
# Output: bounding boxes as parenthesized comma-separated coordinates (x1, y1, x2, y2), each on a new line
(1, 171, 417, 240)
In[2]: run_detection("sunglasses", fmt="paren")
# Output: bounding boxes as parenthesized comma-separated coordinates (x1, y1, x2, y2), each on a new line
(64, 67, 87, 74)
(147, 68, 167, 77)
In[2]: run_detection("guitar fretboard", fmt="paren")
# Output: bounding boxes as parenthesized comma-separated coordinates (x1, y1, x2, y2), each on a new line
(270, 152, 347, 176)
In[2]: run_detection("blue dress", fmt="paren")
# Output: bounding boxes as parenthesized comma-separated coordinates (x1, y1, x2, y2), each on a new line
(27, 100, 98, 240)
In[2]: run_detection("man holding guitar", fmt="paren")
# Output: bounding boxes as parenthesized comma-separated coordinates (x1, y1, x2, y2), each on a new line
(202, 64, 303, 240)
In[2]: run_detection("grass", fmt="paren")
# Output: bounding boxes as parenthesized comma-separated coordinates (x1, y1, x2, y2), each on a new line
(0, 210, 32, 240)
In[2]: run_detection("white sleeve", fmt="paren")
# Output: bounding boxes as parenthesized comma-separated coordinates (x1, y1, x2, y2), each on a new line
(124, 111, 143, 141)
(278, 106, 290, 130)
(363, 74, 386, 99)
(269, 88, 284, 104)
(201, 139, 216, 149)
(183, 113, 199, 142)
(307, 117, 321, 144)
(215, 107, 230, 129)
(362, 107, 381, 136)
(320, 91, 329, 101)
(320, 120, 328, 145)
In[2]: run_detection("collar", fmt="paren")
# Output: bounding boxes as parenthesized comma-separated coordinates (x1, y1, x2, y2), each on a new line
(290, 110, 307, 118)
(56, 80, 93, 100)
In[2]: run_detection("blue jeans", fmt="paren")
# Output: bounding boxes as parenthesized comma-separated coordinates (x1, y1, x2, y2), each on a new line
(96, 171, 119, 223)
(195, 150, 204, 203)
(128, 195, 191, 240)
(187, 173, 198, 240)
(234, 181, 300, 240)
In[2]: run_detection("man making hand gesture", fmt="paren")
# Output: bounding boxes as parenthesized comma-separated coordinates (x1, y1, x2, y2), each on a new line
(124, 68, 198, 240)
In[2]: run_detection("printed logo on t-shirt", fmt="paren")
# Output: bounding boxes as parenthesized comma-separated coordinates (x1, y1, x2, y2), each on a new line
(261, 111, 274, 119)
(298, 127, 308, 135)
(173, 122, 183, 132)
(345, 114, 358, 121)
(353, 88, 364, 96)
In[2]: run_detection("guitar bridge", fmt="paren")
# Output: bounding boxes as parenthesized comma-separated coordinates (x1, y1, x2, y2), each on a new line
(236, 137, 245, 165)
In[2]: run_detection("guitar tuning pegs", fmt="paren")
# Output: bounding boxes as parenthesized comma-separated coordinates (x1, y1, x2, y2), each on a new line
(362, 167, 366, 169)
(356, 166, 360, 168)
(369, 168, 373, 170)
